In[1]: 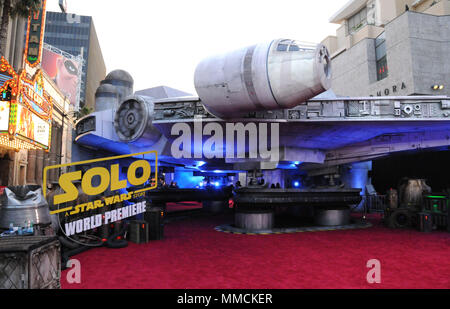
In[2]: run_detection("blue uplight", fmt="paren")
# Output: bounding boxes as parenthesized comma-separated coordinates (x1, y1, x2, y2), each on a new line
(294, 181, 300, 188)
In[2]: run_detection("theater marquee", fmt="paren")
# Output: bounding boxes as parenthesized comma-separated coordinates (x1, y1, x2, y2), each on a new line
(0, 0, 53, 151)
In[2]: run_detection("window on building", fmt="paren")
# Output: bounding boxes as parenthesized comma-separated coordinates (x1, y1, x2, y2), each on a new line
(375, 32, 388, 81)
(348, 7, 368, 34)
(276, 40, 313, 53)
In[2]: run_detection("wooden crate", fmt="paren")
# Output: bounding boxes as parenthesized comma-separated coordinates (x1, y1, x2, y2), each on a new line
(0, 236, 61, 289)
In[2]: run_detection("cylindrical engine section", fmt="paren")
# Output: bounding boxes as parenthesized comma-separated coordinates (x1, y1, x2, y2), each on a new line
(194, 39, 331, 118)
(268, 40, 331, 108)
(101, 70, 134, 104)
(195, 41, 277, 118)
(113, 95, 162, 147)
(95, 84, 119, 112)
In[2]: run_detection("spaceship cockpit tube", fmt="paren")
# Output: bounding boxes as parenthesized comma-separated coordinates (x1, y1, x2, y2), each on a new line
(194, 39, 332, 118)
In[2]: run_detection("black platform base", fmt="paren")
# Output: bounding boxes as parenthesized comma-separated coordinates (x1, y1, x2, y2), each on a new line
(215, 220, 372, 235)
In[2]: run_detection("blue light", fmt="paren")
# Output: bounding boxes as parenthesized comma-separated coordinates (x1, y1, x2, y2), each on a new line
(215, 182, 220, 187)
(173, 172, 204, 188)
(198, 161, 206, 167)
(213, 170, 223, 174)
(294, 181, 300, 188)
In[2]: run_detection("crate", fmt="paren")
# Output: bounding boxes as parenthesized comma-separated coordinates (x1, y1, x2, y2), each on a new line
(422, 195, 449, 229)
(144, 207, 165, 240)
(418, 212, 433, 233)
(422, 195, 448, 214)
(128, 220, 149, 244)
(0, 236, 61, 289)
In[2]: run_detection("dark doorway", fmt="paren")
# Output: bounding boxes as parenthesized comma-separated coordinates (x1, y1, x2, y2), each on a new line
(0, 154, 11, 186)
(372, 150, 450, 194)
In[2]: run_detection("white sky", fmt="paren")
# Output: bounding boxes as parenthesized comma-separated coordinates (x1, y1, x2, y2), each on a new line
(46, 0, 349, 95)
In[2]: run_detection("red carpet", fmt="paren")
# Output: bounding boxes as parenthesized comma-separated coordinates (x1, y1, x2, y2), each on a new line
(61, 214, 450, 289)
(166, 202, 203, 213)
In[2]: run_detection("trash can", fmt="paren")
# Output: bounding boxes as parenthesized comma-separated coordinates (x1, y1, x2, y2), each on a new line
(144, 207, 164, 240)
(0, 186, 51, 230)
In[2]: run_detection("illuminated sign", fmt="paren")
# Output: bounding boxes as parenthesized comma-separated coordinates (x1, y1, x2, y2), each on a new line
(24, 0, 47, 67)
(0, 54, 53, 151)
(43, 151, 158, 238)
(0, 101, 10, 131)
(19, 70, 53, 119)
(0, 57, 19, 97)
(15, 104, 51, 148)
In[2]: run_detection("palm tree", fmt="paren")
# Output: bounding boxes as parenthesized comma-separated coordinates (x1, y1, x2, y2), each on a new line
(0, 0, 42, 57)
(74, 105, 94, 121)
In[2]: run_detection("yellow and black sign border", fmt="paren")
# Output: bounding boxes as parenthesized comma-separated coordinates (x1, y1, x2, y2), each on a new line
(43, 150, 158, 215)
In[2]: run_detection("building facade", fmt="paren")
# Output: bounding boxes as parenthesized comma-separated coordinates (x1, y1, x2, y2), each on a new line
(44, 11, 106, 110)
(0, 6, 26, 72)
(322, 0, 450, 97)
(0, 1, 74, 188)
(0, 67, 73, 187)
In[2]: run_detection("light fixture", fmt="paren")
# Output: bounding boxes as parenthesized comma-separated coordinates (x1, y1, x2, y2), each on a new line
(439, 85, 444, 90)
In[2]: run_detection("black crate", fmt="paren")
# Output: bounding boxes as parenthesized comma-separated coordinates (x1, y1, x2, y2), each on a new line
(448, 202, 450, 232)
(418, 212, 433, 233)
(144, 207, 164, 240)
(128, 220, 149, 244)
(422, 195, 449, 230)
(0, 236, 60, 289)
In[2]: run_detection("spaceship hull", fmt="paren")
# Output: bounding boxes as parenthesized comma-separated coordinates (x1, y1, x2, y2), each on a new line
(194, 39, 331, 118)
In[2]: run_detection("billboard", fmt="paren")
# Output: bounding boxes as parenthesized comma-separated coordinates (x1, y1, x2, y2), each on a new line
(0, 101, 9, 131)
(16, 104, 51, 148)
(41, 47, 81, 107)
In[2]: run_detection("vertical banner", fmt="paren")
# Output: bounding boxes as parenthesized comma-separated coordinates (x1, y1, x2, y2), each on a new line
(24, 0, 48, 68)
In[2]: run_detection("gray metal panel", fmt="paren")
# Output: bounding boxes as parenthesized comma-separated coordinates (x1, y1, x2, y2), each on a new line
(136, 86, 193, 99)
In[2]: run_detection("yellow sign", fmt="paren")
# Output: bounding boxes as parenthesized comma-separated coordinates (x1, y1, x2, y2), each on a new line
(44, 150, 158, 214)
(16, 104, 51, 148)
